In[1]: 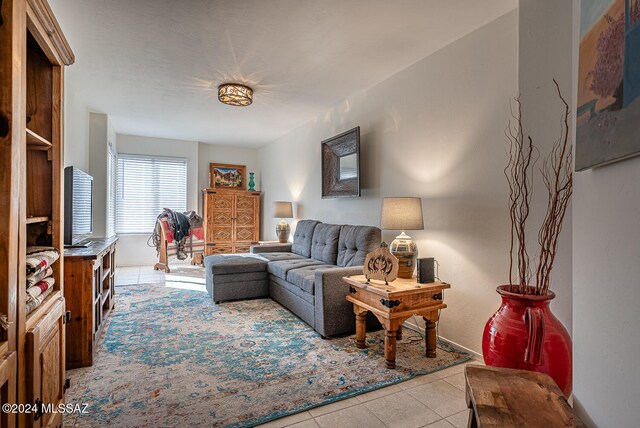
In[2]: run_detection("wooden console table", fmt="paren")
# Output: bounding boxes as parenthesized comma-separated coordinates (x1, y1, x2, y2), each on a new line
(64, 237, 118, 369)
(465, 365, 585, 427)
(343, 275, 450, 369)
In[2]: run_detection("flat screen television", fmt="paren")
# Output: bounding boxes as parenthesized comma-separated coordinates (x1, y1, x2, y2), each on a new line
(64, 166, 93, 246)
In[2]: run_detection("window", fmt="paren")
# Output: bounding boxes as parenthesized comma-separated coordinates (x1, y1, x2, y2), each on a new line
(116, 154, 187, 234)
(106, 145, 117, 237)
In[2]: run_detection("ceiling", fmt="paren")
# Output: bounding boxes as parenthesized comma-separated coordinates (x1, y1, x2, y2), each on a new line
(49, 0, 516, 147)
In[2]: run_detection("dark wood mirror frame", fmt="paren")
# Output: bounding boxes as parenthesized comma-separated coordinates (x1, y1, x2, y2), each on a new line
(321, 127, 361, 198)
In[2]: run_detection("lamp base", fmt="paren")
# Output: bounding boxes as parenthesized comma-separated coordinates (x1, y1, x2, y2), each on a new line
(276, 220, 290, 244)
(389, 232, 418, 279)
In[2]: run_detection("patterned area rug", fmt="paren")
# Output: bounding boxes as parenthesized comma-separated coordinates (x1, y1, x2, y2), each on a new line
(65, 282, 469, 427)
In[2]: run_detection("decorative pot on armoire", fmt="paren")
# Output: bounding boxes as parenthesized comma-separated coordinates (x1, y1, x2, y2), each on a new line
(483, 81, 573, 397)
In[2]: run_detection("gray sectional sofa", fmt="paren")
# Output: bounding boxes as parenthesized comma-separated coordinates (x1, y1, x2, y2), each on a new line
(204, 220, 381, 337)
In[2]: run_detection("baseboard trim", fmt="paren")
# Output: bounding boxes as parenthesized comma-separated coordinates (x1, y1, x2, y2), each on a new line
(403, 320, 484, 361)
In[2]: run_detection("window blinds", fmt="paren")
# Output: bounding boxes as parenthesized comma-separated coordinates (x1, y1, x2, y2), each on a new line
(116, 154, 187, 234)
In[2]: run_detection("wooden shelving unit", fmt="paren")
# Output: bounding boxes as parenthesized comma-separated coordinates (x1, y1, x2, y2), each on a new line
(102, 267, 111, 282)
(0, 0, 74, 426)
(26, 128, 52, 150)
(24, 289, 63, 328)
(25, 215, 49, 224)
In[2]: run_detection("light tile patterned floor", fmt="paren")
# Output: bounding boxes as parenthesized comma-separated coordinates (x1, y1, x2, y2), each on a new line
(114, 266, 482, 428)
(114, 265, 166, 285)
(116, 263, 207, 285)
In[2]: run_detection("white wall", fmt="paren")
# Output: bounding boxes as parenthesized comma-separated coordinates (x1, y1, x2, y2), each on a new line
(115, 134, 199, 266)
(63, 76, 89, 170)
(518, 0, 574, 335)
(520, 1, 640, 425)
(197, 142, 260, 212)
(568, 3, 640, 427)
(258, 11, 518, 355)
(573, 158, 640, 428)
(88, 113, 116, 237)
(64, 82, 116, 242)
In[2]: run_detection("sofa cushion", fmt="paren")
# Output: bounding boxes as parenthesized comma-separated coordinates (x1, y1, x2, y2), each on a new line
(270, 275, 315, 305)
(205, 254, 267, 275)
(213, 271, 268, 284)
(267, 258, 324, 281)
(291, 220, 321, 258)
(250, 243, 292, 254)
(336, 225, 382, 267)
(286, 264, 340, 295)
(255, 252, 306, 262)
(310, 223, 341, 265)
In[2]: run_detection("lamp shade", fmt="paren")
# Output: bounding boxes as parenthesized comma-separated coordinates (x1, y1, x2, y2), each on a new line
(272, 201, 293, 218)
(380, 197, 424, 230)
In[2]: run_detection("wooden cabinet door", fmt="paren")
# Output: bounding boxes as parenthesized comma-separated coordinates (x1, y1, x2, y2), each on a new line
(25, 298, 65, 428)
(0, 352, 17, 428)
(63, 259, 95, 370)
(206, 194, 234, 244)
(234, 195, 258, 243)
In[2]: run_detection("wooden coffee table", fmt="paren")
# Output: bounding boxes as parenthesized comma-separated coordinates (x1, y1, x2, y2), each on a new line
(343, 275, 450, 369)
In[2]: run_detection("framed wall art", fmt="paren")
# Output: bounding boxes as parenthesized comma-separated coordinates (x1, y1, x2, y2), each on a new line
(577, 0, 640, 170)
(209, 163, 246, 190)
(321, 127, 361, 198)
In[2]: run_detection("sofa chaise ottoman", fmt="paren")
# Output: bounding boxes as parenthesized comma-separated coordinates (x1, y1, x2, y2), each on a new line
(204, 254, 270, 303)
(204, 220, 381, 337)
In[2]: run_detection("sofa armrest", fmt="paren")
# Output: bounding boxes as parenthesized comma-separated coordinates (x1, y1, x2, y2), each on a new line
(314, 266, 363, 337)
(250, 243, 292, 253)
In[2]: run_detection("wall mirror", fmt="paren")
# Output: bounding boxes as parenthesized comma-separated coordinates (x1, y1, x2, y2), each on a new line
(321, 127, 360, 198)
(339, 153, 358, 180)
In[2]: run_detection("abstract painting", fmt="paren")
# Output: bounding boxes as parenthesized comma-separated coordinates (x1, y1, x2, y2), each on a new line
(209, 163, 245, 190)
(577, 0, 640, 170)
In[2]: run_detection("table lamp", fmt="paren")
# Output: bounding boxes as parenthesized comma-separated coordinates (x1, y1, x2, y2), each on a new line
(380, 197, 424, 278)
(272, 201, 293, 243)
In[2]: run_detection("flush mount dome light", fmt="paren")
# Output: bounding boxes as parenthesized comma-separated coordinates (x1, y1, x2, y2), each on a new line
(218, 83, 253, 106)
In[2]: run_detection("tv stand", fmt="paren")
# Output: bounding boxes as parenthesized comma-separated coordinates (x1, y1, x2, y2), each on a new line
(64, 236, 118, 368)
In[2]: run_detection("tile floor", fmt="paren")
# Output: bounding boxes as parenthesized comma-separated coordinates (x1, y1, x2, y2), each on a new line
(114, 265, 168, 285)
(114, 265, 481, 428)
(256, 362, 475, 428)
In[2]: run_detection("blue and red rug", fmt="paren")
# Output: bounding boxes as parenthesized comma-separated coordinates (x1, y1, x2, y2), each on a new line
(65, 282, 469, 427)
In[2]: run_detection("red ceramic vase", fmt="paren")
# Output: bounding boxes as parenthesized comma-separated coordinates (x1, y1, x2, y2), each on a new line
(482, 285, 572, 397)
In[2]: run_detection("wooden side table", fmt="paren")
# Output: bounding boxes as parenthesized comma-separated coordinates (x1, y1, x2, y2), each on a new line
(465, 365, 585, 427)
(343, 275, 450, 369)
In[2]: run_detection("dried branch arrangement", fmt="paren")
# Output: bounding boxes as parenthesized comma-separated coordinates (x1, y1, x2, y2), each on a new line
(505, 79, 573, 295)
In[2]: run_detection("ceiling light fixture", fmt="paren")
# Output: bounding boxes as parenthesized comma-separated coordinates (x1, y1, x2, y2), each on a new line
(218, 83, 253, 106)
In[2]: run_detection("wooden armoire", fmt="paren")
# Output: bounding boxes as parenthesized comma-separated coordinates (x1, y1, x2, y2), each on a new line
(202, 189, 261, 255)
(0, 0, 74, 426)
